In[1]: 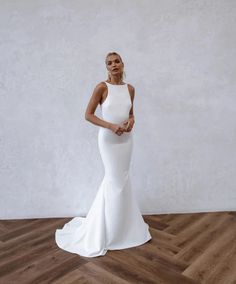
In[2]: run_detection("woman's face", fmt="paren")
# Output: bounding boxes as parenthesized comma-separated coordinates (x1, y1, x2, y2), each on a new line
(106, 55, 124, 77)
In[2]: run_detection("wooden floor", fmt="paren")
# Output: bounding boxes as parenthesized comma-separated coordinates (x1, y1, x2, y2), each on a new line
(0, 211, 236, 284)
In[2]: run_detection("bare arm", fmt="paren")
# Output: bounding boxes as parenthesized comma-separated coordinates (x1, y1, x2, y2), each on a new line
(122, 84, 135, 132)
(85, 82, 112, 129)
(128, 84, 135, 120)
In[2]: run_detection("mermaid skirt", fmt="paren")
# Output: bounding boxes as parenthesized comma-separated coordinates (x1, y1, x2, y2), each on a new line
(55, 128, 151, 257)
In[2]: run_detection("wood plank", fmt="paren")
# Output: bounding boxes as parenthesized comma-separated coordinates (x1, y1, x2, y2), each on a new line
(174, 213, 235, 262)
(182, 220, 236, 282)
(0, 212, 235, 283)
(108, 248, 199, 284)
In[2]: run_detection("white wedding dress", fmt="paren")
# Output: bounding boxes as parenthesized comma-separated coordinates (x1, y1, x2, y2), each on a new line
(55, 81, 152, 257)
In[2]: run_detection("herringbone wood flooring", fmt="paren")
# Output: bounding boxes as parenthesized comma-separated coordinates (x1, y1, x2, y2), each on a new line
(0, 211, 236, 284)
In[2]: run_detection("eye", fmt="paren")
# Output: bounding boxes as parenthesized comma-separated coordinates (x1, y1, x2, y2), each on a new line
(115, 59, 120, 63)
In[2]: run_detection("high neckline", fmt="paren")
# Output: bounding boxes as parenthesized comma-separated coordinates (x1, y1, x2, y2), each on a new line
(105, 81, 127, 86)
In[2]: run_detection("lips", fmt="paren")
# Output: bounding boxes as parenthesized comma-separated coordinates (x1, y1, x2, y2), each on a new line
(112, 68, 118, 71)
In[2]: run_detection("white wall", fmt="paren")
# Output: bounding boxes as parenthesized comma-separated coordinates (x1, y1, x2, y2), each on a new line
(1, 0, 236, 219)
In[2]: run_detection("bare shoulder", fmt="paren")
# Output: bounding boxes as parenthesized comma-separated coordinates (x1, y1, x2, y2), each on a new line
(127, 83, 135, 98)
(93, 81, 107, 93)
(127, 83, 135, 93)
(87, 82, 107, 107)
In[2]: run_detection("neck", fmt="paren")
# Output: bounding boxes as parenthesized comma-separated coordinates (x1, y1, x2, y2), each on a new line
(108, 75, 123, 85)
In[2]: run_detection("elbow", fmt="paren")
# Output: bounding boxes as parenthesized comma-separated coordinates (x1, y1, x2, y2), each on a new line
(85, 113, 92, 121)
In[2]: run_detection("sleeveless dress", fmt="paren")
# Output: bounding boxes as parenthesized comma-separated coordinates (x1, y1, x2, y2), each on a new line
(55, 81, 152, 257)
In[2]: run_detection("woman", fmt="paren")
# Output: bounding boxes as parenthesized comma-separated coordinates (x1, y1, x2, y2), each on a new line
(55, 52, 152, 257)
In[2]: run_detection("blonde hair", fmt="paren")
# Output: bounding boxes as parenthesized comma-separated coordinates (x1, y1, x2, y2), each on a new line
(105, 52, 126, 81)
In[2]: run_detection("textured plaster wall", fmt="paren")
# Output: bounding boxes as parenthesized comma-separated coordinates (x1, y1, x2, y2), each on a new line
(0, 0, 236, 219)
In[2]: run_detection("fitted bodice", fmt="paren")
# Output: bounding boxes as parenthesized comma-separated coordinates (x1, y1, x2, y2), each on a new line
(100, 81, 132, 124)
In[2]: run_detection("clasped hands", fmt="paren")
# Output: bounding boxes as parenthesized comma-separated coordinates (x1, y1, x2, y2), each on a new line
(110, 117, 135, 136)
